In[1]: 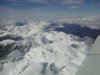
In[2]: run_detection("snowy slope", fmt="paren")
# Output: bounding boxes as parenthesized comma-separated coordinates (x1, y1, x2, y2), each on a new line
(0, 17, 97, 75)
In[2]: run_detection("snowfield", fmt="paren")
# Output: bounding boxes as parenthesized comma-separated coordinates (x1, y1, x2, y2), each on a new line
(0, 17, 99, 75)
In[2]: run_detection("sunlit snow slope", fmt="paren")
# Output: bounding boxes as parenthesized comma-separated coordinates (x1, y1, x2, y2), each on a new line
(0, 17, 99, 75)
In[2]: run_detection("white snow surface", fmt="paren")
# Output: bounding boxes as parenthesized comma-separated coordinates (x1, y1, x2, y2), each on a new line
(0, 39, 16, 46)
(0, 19, 94, 75)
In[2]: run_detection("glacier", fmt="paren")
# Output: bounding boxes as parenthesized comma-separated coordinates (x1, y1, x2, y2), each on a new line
(0, 17, 99, 75)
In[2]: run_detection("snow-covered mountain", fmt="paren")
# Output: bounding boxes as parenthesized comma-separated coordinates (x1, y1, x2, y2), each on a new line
(0, 17, 99, 75)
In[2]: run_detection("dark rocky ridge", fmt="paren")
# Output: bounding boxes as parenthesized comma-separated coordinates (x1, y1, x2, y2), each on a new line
(0, 43, 15, 59)
(0, 35, 23, 41)
(0, 35, 23, 59)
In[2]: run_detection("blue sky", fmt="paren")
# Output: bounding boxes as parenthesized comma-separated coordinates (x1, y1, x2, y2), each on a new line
(0, 0, 100, 19)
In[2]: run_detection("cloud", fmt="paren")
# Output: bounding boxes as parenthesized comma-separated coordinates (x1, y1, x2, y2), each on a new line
(8, 0, 18, 2)
(60, 0, 85, 4)
(68, 6, 79, 9)
(6, 0, 85, 5)
(3, 0, 100, 6)
(0, 6, 15, 13)
(8, 0, 49, 4)
(29, 0, 49, 3)
(3, 0, 100, 7)
(96, 1, 100, 6)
